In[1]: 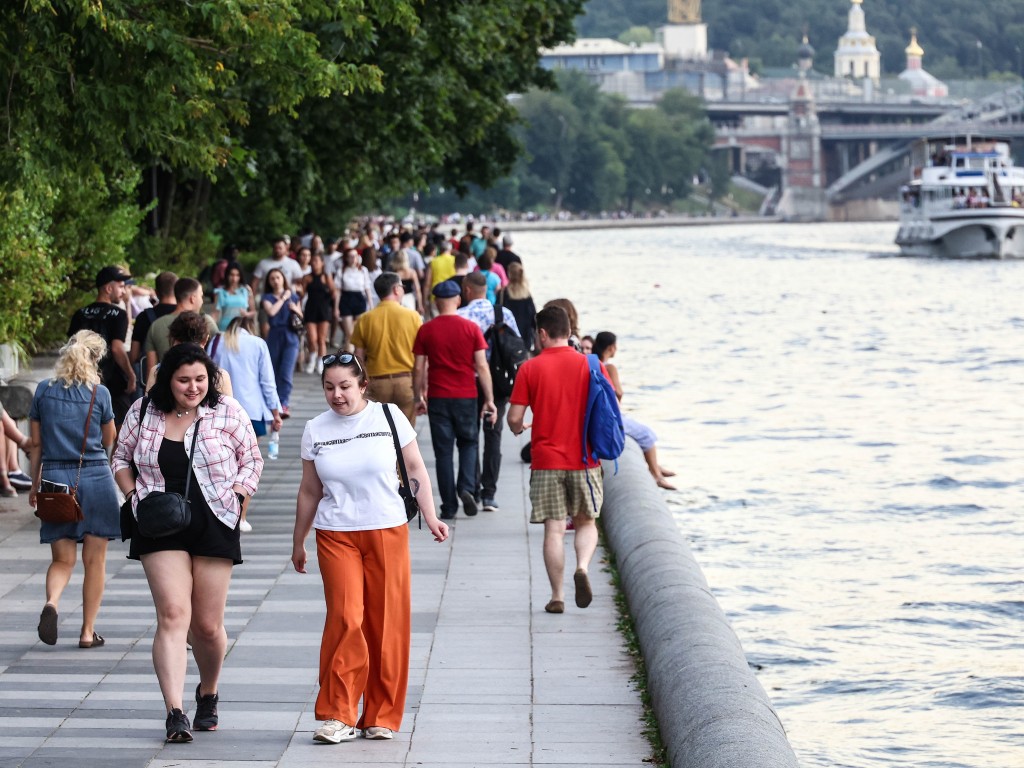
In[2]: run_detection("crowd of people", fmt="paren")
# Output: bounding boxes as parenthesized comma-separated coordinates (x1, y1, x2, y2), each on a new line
(5, 216, 674, 747)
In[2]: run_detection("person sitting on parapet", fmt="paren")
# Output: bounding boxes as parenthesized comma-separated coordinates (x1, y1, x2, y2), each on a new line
(592, 332, 676, 490)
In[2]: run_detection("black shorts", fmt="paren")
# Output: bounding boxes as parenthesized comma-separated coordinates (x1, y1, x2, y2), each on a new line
(338, 290, 367, 317)
(128, 498, 242, 565)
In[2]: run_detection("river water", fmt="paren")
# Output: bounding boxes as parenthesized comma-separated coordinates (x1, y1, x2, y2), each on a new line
(515, 222, 1023, 768)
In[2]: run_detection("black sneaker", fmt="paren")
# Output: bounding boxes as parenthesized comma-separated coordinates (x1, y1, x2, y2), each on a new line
(165, 708, 193, 743)
(194, 684, 219, 731)
(459, 490, 478, 517)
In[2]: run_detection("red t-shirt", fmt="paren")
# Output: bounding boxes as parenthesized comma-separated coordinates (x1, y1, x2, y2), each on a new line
(510, 346, 605, 471)
(413, 315, 488, 399)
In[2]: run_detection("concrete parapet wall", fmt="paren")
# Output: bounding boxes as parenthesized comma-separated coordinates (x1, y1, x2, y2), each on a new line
(601, 442, 799, 768)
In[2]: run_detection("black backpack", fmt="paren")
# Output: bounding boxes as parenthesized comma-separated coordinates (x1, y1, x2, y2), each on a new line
(485, 293, 529, 399)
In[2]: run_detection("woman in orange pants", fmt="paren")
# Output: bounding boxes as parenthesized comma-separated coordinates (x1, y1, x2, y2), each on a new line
(291, 352, 449, 743)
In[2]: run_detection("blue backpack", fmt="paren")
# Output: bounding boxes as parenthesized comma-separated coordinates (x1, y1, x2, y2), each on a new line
(582, 353, 625, 465)
(581, 354, 625, 512)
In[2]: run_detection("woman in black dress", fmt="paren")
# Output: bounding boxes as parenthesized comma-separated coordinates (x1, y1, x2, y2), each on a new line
(302, 252, 337, 374)
(113, 344, 263, 743)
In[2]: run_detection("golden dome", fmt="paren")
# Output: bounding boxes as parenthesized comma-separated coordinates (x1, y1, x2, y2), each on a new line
(905, 29, 924, 57)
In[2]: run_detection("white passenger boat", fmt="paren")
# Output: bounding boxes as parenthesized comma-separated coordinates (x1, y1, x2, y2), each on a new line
(895, 137, 1024, 258)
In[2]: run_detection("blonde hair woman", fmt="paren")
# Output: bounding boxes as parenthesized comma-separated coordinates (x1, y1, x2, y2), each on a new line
(502, 262, 537, 352)
(28, 330, 120, 648)
(387, 249, 422, 313)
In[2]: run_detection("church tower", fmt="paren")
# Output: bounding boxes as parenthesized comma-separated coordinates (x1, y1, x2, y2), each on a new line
(659, 0, 708, 60)
(898, 29, 948, 98)
(834, 0, 881, 83)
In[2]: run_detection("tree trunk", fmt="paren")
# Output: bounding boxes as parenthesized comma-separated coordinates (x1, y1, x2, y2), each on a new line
(161, 172, 177, 239)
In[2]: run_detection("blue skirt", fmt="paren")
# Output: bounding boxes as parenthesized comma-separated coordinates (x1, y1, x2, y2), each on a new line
(39, 460, 120, 543)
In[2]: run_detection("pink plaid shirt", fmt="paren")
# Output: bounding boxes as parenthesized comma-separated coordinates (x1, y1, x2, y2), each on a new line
(113, 395, 263, 529)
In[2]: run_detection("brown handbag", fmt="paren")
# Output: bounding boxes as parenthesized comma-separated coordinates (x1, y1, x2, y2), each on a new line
(34, 386, 97, 525)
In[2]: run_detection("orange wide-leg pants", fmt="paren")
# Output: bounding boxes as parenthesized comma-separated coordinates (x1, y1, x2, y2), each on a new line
(314, 526, 411, 730)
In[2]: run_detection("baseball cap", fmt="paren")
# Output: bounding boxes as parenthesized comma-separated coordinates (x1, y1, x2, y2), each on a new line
(95, 265, 132, 287)
(432, 280, 461, 299)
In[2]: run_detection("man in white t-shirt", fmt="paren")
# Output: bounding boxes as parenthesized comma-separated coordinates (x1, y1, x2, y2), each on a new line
(251, 237, 305, 294)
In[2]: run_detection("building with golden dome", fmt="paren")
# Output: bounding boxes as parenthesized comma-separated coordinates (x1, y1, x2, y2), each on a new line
(897, 29, 948, 98)
(834, 0, 880, 84)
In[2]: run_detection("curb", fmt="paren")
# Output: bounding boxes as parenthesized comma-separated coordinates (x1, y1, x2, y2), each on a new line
(600, 442, 800, 768)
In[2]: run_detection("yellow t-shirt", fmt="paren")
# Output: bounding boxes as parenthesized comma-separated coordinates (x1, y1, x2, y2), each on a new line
(429, 253, 456, 289)
(349, 301, 422, 376)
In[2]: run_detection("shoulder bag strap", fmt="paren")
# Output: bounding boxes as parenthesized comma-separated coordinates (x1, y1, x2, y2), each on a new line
(180, 414, 202, 503)
(72, 386, 99, 495)
(382, 403, 412, 491)
(494, 289, 505, 330)
(382, 404, 420, 528)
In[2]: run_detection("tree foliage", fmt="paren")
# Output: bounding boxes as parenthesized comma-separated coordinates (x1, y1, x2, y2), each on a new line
(577, 0, 1024, 78)
(0, 0, 582, 347)
(407, 73, 716, 216)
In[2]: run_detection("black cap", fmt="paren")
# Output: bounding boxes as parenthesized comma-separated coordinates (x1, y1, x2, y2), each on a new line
(95, 266, 132, 287)
(432, 280, 461, 299)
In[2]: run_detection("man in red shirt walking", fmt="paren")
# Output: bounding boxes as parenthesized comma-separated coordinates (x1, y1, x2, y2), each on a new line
(507, 305, 606, 614)
(413, 281, 497, 520)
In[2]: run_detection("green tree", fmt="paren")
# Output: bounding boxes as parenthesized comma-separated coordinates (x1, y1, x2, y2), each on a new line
(619, 26, 655, 45)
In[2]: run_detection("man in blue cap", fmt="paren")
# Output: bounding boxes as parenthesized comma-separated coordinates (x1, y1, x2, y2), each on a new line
(412, 281, 497, 519)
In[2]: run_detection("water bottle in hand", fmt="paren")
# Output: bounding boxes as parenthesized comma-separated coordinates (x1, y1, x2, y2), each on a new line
(268, 430, 279, 461)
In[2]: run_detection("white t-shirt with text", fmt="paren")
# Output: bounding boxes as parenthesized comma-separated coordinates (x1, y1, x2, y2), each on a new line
(300, 401, 416, 531)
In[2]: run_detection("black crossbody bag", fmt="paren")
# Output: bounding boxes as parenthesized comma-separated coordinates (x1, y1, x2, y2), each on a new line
(134, 406, 201, 538)
(382, 404, 421, 528)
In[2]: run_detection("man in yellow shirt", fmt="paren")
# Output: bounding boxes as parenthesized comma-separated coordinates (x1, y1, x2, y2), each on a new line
(350, 272, 423, 424)
(422, 241, 456, 315)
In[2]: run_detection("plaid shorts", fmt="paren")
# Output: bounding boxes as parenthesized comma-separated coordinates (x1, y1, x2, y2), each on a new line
(529, 467, 604, 523)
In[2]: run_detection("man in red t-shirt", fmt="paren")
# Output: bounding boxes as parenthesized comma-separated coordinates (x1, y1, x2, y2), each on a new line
(413, 281, 497, 520)
(507, 305, 606, 615)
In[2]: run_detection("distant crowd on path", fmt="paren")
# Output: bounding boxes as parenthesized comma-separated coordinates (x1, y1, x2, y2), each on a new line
(8, 215, 675, 747)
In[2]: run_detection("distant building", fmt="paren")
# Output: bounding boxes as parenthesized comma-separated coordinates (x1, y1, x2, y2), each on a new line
(543, 0, 953, 107)
(833, 0, 880, 84)
(897, 29, 948, 98)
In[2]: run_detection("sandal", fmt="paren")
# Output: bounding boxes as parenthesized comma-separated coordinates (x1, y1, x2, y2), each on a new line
(544, 600, 564, 614)
(79, 633, 105, 649)
(38, 604, 58, 645)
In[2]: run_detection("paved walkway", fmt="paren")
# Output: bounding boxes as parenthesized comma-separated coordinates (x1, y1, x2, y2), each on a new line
(0, 369, 649, 767)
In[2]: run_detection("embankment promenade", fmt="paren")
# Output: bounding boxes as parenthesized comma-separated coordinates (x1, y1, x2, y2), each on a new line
(0, 361, 798, 767)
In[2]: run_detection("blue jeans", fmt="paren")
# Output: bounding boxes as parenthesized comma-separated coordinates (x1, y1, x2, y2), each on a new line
(266, 326, 301, 407)
(427, 398, 479, 516)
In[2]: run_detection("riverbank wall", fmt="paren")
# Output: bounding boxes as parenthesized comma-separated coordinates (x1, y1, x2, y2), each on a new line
(601, 442, 800, 768)
(501, 214, 778, 231)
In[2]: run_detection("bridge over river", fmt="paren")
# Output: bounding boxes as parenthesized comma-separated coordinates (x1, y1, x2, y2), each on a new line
(710, 84, 1024, 217)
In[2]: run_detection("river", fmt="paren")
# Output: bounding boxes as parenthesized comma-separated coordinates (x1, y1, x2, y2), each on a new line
(515, 222, 1023, 768)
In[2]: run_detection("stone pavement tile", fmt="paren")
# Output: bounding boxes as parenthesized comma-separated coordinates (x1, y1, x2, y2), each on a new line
(151, 729, 294, 761)
(149, 762, 278, 768)
(420, 668, 531, 697)
(412, 709, 530, 732)
(406, 745, 532, 764)
(277, 740, 409, 766)
(533, 738, 655, 764)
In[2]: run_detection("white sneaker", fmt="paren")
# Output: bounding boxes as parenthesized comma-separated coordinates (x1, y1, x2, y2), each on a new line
(304, 354, 316, 374)
(314, 720, 358, 744)
(363, 726, 394, 740)
(315, 357, 324, 375)
(239, 520, 252, 533)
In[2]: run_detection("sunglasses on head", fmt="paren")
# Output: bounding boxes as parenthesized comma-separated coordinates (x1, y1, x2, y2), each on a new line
(322, 352, 363, 374)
